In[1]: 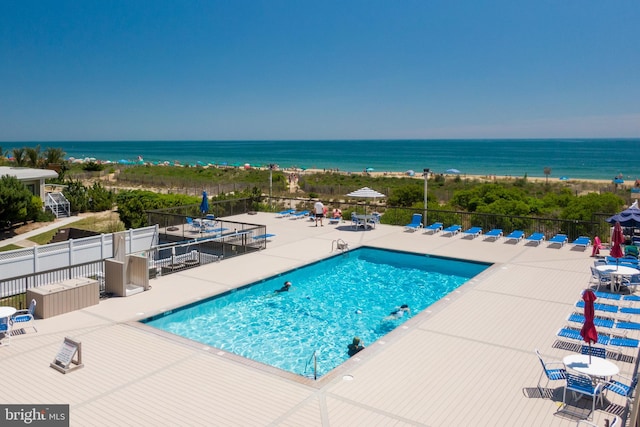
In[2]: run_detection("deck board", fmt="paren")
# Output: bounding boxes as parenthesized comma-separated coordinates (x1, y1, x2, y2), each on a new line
(0, 211, 634, 426)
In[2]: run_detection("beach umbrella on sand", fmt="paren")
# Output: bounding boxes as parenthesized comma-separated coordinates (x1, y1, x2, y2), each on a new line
(610, 221, 625, 267)
(580, 289, 598, 363)
(365, 167, 374, 173)
(405, 170, 415, 177)
(445, 168, 461, 174)
(200, 191, 209, 215)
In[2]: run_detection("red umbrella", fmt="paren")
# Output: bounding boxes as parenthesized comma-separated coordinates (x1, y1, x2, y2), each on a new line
(580, 289, 598, 363)
(610, 221, 625, 262)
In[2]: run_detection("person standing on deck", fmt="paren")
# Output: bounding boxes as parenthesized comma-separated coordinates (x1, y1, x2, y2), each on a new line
(314, 201, 325, 227)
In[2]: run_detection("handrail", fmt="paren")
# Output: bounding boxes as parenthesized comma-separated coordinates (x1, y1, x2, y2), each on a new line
(304, 350, 318, 380)
(331, 239, 349, 253)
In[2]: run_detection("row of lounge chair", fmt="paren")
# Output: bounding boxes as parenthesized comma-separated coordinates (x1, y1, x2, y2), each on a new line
(404, 217, 591, 248)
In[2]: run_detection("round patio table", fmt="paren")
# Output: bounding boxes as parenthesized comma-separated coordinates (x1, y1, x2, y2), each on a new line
(596, 265, 640, 292)
(563, 354, 619, 379)
(0, 306, 17, 319)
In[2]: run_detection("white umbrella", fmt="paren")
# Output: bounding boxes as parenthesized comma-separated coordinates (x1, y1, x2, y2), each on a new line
(346, 187, 386, 219)
(346, 187, 386, 198)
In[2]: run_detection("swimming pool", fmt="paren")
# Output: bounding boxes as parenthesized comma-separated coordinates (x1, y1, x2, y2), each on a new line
(142, 247, 489, 378)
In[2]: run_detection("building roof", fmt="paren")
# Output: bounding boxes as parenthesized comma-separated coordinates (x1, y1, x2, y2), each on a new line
(0, 166, 58, 180)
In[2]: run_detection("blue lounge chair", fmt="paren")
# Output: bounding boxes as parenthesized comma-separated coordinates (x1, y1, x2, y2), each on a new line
(526, 232, 545, 246)
(619, 306, 640, 315)
(276, 209, 295, 218)
(462, 226, 483, 239)
(567, 312, 614, 328)
(557, 326, 610, 345)
(423, 222, 443, 234)
(575, 300, 619, 314)
(289, 210, 309, 219)
(328, 216, 341, 224)
(571, 236, 591, 249)
(615, 321, 640, 330)
(442, 225, 461, 237)
(547, 234, 568, 248)
(609, 335, 640, 348)
(404, 214, 423, 232)
(252, 233, 275, 242)
(483, 229, 502, 241)
(504, 230, 524, 243)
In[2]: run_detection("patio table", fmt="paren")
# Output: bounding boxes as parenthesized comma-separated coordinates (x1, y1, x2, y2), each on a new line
(596, 265, 640, 292)
(0, 306, 17, 319)
(563, 354, 619, 379)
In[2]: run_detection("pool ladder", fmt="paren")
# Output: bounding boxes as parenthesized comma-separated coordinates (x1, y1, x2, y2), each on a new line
(304, 350, 318, 380)
(332, 239, 349, 253)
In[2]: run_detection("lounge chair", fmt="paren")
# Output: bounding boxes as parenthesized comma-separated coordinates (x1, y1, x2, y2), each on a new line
(483, 229, 502, 242)
(567, 312, 614, 328)
(575, 300, 619, 314)
(626, 245, 640, 258)
(276, 209, 295, 218)
(462, 226, 483, 239)
(11, 299, 37, 333)
(504, 230, 524, 243)
(404, 214, 423, 232)
(423, 222, 443, 234)
(547, 234, 568, 248)
(289, 210, 309, 219)
(557, 326, 610, 345)
(442, 225, 461, 237)
(526, 232, 545, 246)
(571, 236, 591, 250)
(252, 233, 275, 242)
(328, 216, 341, 224)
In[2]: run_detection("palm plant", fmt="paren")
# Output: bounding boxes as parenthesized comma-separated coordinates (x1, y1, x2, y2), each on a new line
(25, 145, 42, 167)
(43, 147, 66, 166)
(12, 147, 26, 166)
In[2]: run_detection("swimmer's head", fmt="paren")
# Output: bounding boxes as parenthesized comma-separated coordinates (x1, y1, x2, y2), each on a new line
(355, 309, 362, 314)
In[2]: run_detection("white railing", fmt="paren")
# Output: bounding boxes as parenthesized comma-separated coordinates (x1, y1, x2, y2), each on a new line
(0, 225, 158, 281)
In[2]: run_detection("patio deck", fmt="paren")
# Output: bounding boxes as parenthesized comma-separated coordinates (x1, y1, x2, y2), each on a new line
(1, 212, 634, 426)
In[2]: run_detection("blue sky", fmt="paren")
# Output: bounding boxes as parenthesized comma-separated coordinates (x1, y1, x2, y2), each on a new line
(1, 1, 638, 141)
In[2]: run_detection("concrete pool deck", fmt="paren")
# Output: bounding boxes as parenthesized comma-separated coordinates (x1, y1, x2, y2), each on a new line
(1, 212, 635, 426)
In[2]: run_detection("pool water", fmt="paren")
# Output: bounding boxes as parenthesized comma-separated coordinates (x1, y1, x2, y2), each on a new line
(142, 247, 489, 377)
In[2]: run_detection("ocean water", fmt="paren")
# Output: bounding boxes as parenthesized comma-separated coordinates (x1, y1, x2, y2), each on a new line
(8, 138, 640, 180)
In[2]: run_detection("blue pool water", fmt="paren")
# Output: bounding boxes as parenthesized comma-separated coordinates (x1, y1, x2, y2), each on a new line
(142, 247, 489, 377)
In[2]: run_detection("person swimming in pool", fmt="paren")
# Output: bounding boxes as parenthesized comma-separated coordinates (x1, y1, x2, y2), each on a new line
(384, 304, 410, 320)
(347, 337, 365, 357)
(275, 281, 292, 293)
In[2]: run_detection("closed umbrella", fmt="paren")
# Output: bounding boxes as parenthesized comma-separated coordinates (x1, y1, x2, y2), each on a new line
(200, 191, 209, 215)
(580, 289, 598, 363)
(610, 221, 625, 265)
